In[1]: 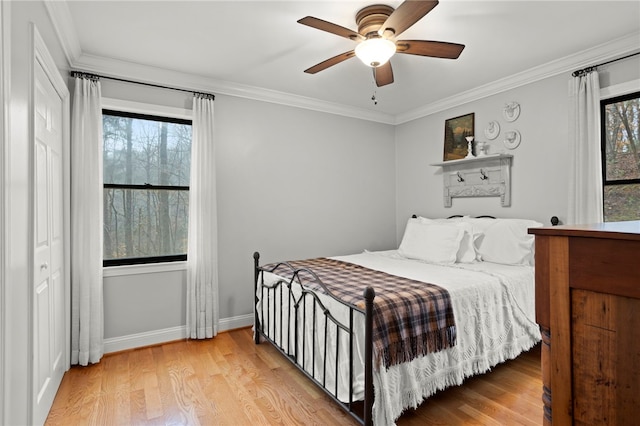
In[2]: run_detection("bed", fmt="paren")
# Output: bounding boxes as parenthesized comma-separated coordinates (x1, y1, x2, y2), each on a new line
(253, 216, 547, 425)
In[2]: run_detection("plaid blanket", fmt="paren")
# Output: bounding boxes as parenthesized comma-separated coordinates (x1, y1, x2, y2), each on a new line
(263, 257, 456, 370)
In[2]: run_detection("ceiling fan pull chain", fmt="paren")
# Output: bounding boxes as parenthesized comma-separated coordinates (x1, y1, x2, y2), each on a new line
(370, 74, 378, 105)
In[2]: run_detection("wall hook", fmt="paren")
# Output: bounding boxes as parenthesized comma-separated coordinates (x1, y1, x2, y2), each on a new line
(457, 171, 465, 182)
(480, 169, 489, 180)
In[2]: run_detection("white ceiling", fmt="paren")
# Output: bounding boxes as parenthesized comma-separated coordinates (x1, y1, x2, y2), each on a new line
(59, 0, 640, 121)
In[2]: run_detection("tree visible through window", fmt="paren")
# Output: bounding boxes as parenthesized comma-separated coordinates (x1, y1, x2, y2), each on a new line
(601, 92, 640, 222)
(102, 110, 192, 266)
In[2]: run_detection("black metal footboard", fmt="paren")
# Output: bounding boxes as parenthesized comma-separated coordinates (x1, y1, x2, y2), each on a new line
(253, 252, 375, 426)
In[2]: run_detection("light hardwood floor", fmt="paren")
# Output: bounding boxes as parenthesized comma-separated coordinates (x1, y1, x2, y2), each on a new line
(46, 327, 543, 425)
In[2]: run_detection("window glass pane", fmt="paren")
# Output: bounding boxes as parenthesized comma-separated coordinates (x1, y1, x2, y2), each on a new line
(603, 183, 640, 222)
(103, 188, 189, 260)
(603, 96, 640, 181)
(103, 114, 192, 186)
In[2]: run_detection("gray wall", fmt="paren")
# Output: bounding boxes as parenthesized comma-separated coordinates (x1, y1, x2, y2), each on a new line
(395, 74, 569, 231)
(215, 95, 397, 312)
(395, 56, 640, 241)
(101, 80, 397, 339)
(102, 55, 640, 343)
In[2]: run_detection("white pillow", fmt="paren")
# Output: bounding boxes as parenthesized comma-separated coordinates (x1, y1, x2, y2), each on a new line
(398, 221, 464, 264)
(472, 218, 543, 265)
(419, 217, 477, 263)
(460, 218, 496, 261)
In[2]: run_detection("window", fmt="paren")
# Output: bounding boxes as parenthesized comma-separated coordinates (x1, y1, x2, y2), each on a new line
(601, 92, 640, 222)
(102, 109, 192, 266)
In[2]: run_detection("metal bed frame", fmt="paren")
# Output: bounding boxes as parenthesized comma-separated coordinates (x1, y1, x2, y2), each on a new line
(253, 252, 375, 426)
(252, 215, 558, 425)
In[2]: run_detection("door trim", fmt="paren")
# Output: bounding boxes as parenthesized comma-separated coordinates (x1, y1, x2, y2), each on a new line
(0, 2, 10, 422)
(30, 23, 70, 424)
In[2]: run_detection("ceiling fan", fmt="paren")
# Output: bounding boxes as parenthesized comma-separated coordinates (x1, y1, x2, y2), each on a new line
(298, 0, 465, 87)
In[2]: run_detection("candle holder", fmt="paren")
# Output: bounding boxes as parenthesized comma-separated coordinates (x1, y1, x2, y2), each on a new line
(465, 136, 475, 158)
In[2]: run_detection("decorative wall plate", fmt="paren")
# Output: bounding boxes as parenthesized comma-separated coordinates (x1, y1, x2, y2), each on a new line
(484, 120, 500, 140)
(503, 129, 521, 149)
(503, 102, 520, 122)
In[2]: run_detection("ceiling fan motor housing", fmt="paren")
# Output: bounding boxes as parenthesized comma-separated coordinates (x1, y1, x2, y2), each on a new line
(356, 5, 395, 37)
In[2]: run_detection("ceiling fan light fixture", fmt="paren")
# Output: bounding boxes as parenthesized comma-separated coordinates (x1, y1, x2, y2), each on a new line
(355, 36, 396, 67)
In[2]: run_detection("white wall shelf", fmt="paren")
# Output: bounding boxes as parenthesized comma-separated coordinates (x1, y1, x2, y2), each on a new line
(431, 154, 513, 207)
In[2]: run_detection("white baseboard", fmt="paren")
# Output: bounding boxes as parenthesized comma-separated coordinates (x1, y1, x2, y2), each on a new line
(219, 312, 254, 332)
(104, 313, 254, 354)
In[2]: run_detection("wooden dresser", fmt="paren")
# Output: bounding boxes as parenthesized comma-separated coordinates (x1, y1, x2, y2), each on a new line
(530, 221, 640, 425)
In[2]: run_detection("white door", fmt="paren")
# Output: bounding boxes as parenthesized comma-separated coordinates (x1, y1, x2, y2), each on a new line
(32, 56, 67, 425)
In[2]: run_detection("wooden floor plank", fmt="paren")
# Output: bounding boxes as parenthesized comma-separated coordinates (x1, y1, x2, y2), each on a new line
(46, 327, 542, 425)
(156, 342, 182, 423)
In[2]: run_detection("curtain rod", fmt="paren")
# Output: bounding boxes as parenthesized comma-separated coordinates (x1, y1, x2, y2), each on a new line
(70, 70, 215, 100)
(572, 51, 640, 77)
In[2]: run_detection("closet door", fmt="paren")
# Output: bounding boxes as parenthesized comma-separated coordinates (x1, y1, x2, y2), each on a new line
(31, 28, 69, 426)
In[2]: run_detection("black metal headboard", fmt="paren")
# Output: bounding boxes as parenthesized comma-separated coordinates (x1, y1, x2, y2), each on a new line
(411, 214, 560, 226)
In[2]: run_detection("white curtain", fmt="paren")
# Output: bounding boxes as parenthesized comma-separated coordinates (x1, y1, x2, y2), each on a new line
(70, 75, 104, 365)
(567, 69, 603, 225)
(187, 94, 219, 339)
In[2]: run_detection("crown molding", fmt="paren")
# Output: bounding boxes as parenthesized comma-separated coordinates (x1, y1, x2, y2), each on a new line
(43, 0, 81, 64)
(396, 31, 640, 124)
(395, 32, 640, 124)
(46, 0, 394, 124)
(71, 52, 396, 124)
(47, 0, 638, 127)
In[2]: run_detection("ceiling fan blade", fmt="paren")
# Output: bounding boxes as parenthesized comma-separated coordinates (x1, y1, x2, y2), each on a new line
(396, 40, 465, 59)
(304, 50, 356, 74)
(373, 62, 394, 87)
(298, 16, 364, 41)
(379, 0, 439, 37)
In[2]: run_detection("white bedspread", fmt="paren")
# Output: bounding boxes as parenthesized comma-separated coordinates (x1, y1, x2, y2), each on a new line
(256, 250, 541, 426)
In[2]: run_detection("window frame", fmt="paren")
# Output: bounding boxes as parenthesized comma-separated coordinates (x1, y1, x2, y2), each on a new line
(101, 101, 193, 267)
(599, 88, 640, 221)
